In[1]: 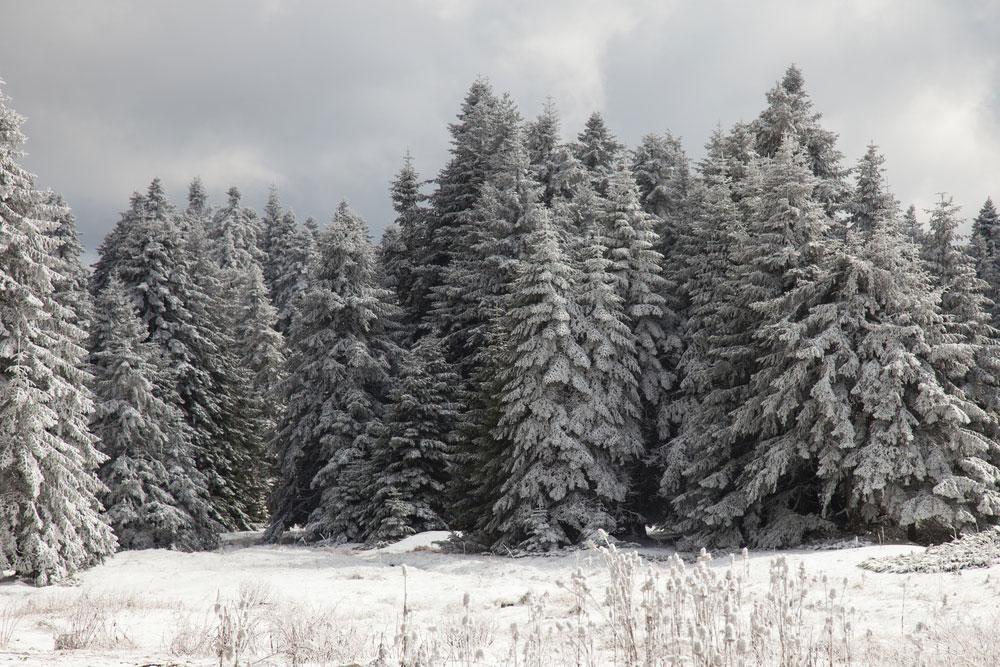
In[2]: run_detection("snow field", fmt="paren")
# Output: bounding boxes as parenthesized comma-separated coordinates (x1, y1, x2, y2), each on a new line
(2, 532, 1000, 665)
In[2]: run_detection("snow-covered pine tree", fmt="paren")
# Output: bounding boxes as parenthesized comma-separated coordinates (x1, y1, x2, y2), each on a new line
(91, 278, 219, 551)
(717, 138, 846, 548)
(186, 177, 209, 221)
(269, 211, 316, 335)
(303, 216, 320, 239)
(418, 80, 505, 332)
(572, 234, 643, 532)
(447, 320, 509, 538)
(90, 191, 146, 302)
(44, 194, 104, 521)
(922, 196, 1000, 436)
(45, 193, 91, 329)
(259, 187, 283, 285)
(378, 222, 405, 293)
(211, 186, 261, 270)
(203, 184, 284, 517)
(547, 146, 594, 223)
(751, 65, 848, 212)
(631, 132, 690, 224)
(848, 145, 897, 236)
(234, 262, 286, 413)
(717, 122, 767, 223)
(525, 99, 561, 206)
(431, 124, 538, 377)
(574, 112, 623, 196)
(663, 139, 833, 549)
(717, 138, 837, 548)
(197, 193, 279, 526)
(0, 85, 115, 583)
(367, 335, 461, 542)
(970, 197, 1000, 325)
(901, 204, 924, 246)
(268, 202, 399, 542)
(659, 148, 755, 547)
(835, 184, 1000, 541)
(382, 153, 426, 335)
(484, 217, 624, 551)
(699, 123, 760, 215)
(600, 163, 679, 529)
(99, 179, 258, 530)
(603, 163, 677, 416)
(677, 143, 1000, 546)
(631, 133, 694, 343)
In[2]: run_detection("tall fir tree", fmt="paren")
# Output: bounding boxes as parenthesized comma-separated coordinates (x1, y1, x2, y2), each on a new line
(722, 140, 843, 547)
(95, 179, 260, 530)
(367, 335, 461, 542)
(259, 186, 283, 286)
(663, 139, 833, 548)
(525, 99, 562, 206)
(269, 211, 316, 335)
(901, 204, 924, 246)
(185, 177, 209, 221)
(90, 191, 146, 302)
(751, 65, 848, 212)
(268, 202, 399, 542)
(574, 112, 622, 196)
(383, 153, 427, 335)
(631, 131, 690, 225)
(600, 163, 679, 530)
(631, 133, 693, 336)
(0, 85, 115, 583)
(573, 236, 643, 531)
(603, 164, 677, 417)
(833, 186, 1000, 540)
(190, 214, 272, 528)
(205, 185, 284, 519)
(211, 186, 261, 270)
(970, 197, 1000, 325)
(660, 149, 755, 546)
(848, 145, 897, 236)
(91, 279, 219, 551)
(45, 193, 92, 329)
(431, 126, 539, 377)
(303, 216, 320, 239)
(44, 193, 106, 541)
(922, 197, 1000, 437)
(484, 218, 625, 551)
(419, 80, 507, 332)
(233, 262, 286, 437)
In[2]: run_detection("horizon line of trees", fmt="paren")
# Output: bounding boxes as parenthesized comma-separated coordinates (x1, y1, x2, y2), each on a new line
(4, 64, 1000, 585)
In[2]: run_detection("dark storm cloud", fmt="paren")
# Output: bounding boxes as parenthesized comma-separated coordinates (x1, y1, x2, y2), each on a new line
(1, 0, 998, 262)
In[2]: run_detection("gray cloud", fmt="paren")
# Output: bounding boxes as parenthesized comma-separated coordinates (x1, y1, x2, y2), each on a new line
(1, 0, 998, 263)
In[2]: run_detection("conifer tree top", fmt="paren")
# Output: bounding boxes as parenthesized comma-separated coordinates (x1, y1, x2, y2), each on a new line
(187, 177, 207, 215)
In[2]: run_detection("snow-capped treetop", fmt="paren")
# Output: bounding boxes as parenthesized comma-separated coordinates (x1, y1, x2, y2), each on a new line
(186, 177, 209, 218)
(849, 144, 898, 235)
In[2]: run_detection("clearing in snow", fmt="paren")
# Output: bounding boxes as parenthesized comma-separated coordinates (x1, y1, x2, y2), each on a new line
(1, 532, 999, 665)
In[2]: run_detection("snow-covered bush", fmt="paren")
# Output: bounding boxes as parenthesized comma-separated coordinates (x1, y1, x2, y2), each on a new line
(860, 527, 1000, 574)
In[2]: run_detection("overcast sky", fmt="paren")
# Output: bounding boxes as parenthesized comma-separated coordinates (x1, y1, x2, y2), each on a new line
(2, 0, 998, 262)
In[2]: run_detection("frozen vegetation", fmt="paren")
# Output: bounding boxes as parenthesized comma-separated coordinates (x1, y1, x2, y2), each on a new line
(3, 532, 1000, 665)
(6, 38, 1000, 666)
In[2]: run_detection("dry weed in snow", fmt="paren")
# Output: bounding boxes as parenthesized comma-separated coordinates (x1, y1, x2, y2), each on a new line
(52, 593, 133, 651)
(0, 601, 21, 648)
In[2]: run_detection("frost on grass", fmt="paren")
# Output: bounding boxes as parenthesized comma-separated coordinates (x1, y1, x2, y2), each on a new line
(859, 527, 1000, 573)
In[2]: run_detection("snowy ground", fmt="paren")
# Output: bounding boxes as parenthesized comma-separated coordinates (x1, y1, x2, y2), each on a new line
(1, 532, 999, 665)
